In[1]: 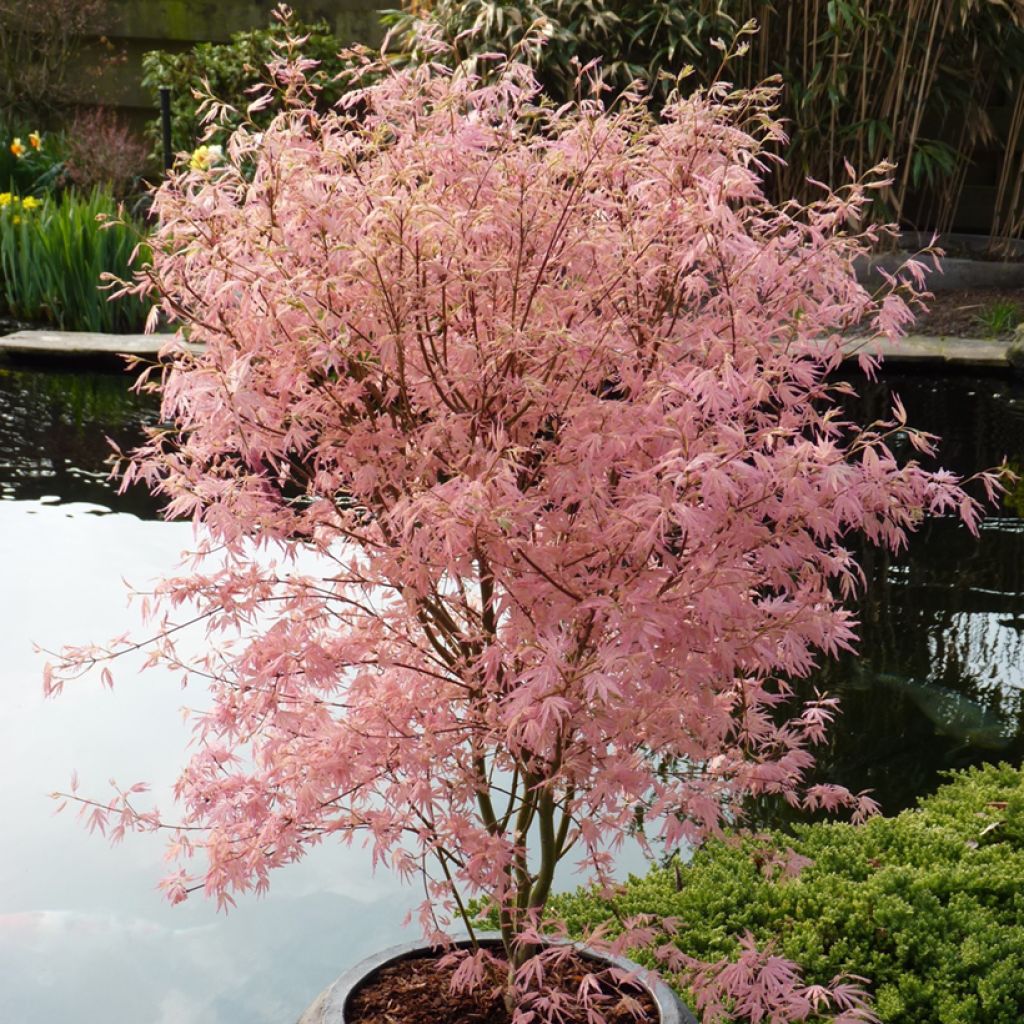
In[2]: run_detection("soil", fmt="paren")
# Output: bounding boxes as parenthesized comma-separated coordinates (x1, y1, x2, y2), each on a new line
(908, 287, 1024, 339)
(347, 951, 659, 1024)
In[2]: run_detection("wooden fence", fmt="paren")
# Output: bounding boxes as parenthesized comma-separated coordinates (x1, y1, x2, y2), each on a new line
(61, 1, 1019, 239)
(71, 0, 383, 116)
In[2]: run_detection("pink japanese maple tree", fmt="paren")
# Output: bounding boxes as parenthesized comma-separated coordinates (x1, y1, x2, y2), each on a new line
(49, 36, 996, 1024)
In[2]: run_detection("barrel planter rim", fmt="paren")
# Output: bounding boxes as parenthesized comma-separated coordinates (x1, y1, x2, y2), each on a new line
(297, 931, 698, 1024)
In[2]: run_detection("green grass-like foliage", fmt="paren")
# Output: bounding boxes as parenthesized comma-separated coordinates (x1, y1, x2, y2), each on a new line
(550, 764, 1024, 1024)
(973, 300, 1021, 339)
(0, 188, 151, 332)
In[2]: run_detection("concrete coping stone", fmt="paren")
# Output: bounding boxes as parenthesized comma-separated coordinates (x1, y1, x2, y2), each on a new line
(0, 330, 200, 359)
(837, 333, 1009, 367)
(0, 329, 1012, 370)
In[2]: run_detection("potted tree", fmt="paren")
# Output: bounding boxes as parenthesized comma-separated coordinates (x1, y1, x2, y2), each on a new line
(48, 30, 996, 1024)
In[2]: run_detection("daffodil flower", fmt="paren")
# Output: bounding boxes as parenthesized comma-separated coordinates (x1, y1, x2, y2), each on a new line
(0, 193, 42, 215)
(28, 131, 41, 150)
(10, 137, 25, 158)
(189, 144, 224, 171)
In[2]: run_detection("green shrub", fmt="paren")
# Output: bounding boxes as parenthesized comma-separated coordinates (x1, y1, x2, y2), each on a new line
(384, 0, 734, 108)
(386, 1, 1024, 235)
(0, 187, 152, 332)
(549, 764, 1024, 1024)
(141, 17, 354, 162)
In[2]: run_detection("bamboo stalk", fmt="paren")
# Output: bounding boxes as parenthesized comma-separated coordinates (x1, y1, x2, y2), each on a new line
(802, 0, 810, 88)
(991, 79, 1024, 250)
(758, 0, 771, 81)
(896, 0, 953, 218)
(858, 0, 871, 173)
(608, 0, 1024, 243)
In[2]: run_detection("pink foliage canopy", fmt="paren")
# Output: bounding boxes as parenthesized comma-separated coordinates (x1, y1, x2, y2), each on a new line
(49, 44, 998, 1021)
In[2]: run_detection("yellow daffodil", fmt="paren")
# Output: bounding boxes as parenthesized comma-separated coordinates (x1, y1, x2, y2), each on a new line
(188, 143, 224, 171)
(0, 193, 41, 217)
(28, 131, 41, 150)
(10, 137, 25, 158)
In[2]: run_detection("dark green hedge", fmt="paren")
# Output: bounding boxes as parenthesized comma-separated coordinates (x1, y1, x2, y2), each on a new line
(141, 18, 355, 162)
(550, 765, 1024, 1024)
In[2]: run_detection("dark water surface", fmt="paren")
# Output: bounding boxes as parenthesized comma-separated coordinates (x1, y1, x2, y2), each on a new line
(0, 363, 160, 515)
(2, 363, 1024, 816)
(2, 362, 1023, 1022)
(803, 370, 1024, 813)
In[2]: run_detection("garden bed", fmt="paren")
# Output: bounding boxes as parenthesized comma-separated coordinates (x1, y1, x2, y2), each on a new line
(912, 287, 1024, 339)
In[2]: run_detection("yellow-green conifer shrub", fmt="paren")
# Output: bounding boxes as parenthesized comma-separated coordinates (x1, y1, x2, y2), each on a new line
(550, 765, 1024, 1024)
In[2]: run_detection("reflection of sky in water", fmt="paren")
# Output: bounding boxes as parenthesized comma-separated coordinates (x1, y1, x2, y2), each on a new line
(0, 501, 415, 1024)
(915, 519, 1024, 718)
(0, 499, 652, 1024)
(929, 611, 1024, 710)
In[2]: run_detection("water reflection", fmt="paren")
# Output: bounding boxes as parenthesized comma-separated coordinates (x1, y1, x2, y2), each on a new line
(796, 372, 1024, 816)
(0, 493, 649, 1024)
(0, 362, 420, 1020)
(4, 364, 1024, 1019)
(0, 364, 160, 516)
(0, 499, 416, 1024)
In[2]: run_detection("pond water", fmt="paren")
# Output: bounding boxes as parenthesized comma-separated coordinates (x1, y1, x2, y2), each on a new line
(0, 366, 419, 1024)
(805, 371, 1024, 811)
(1, 362, 1023, 1022)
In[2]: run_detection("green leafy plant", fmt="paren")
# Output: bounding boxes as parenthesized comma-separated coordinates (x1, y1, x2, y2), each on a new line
(0, 187, 152, 332)
(386, 0, 1024, 239)
(384, 0, 735, 107)
(0, 121, 68, 195)
(973, 299, 1021, 338)
(548, 764, 1024, 1024)
(140, 16, 355, 162)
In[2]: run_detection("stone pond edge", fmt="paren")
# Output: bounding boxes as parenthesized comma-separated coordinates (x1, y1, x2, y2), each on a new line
(0, 328, 1014, 370)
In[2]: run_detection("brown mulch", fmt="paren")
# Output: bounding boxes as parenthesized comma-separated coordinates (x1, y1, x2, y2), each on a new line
(902, 287, 1024, 339)
(347, 952, 658, 1024)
